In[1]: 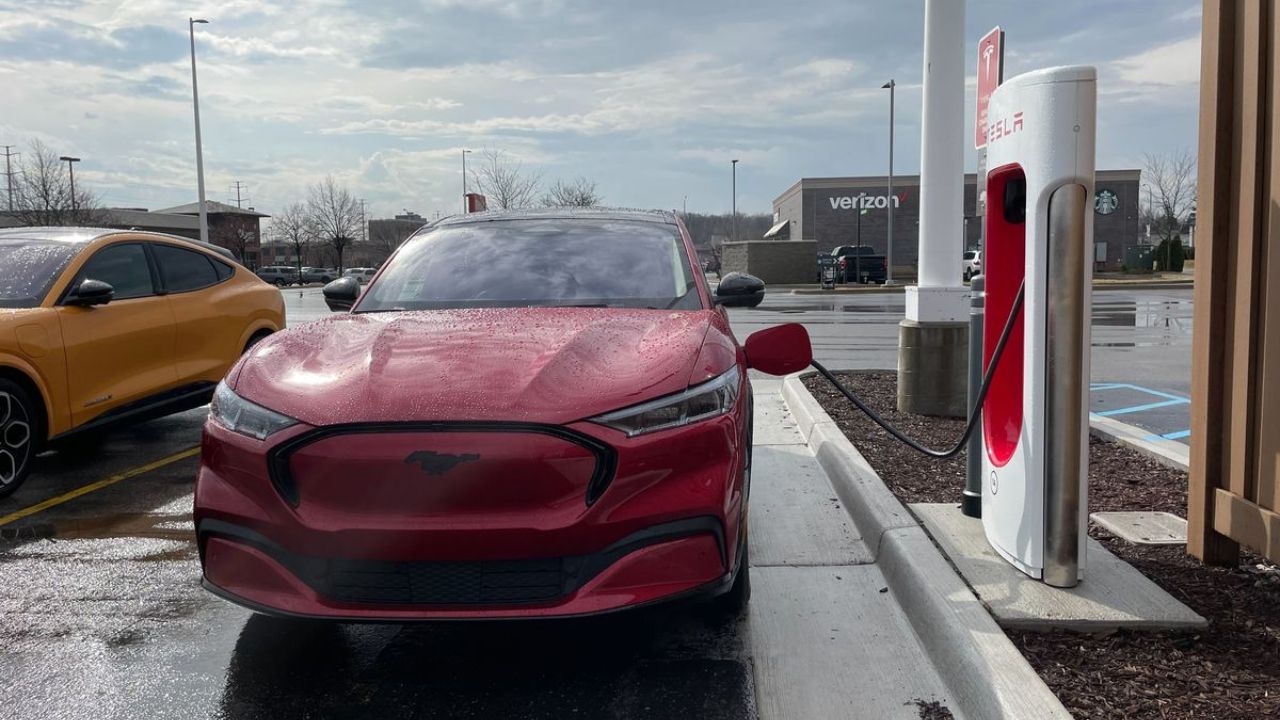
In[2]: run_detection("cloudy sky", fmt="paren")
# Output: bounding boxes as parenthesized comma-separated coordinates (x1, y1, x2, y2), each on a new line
(0, 0, 1200, 223)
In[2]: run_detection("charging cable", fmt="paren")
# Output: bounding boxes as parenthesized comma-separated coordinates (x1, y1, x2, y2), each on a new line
(809, 281, 1025, 459)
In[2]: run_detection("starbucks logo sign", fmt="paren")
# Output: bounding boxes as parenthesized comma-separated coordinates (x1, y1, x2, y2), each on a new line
(1095, 189, 1119, 216)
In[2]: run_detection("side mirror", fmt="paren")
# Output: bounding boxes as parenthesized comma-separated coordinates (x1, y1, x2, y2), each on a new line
(66, 278, 115, 307)
(743, 323, 812, 376)
(715, 272, 765, 308)
(322, 277, 360, 311)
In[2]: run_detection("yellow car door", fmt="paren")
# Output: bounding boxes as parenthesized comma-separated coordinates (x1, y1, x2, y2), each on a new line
(149, 242, 242, 384)
(56, 241, 178, 428)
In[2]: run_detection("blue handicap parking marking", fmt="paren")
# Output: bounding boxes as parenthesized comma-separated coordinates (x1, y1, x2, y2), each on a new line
(1089, 383, 1191, 443)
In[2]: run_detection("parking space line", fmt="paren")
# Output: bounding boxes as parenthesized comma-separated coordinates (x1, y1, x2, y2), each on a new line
(0, 447, 200, 528)
(1090, 383, 1190, 403)
(1145, 429, 1192, 441)
(1096, 398, 1190, 417)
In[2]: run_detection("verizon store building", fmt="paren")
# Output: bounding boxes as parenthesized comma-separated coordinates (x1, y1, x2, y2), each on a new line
(766, 170, 1141, 274)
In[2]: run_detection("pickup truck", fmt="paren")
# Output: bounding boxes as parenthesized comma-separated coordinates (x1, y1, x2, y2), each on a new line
(830, 245, 887, 284)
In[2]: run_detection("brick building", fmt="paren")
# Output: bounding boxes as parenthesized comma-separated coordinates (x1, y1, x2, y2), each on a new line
(771, 170, 1141, 272)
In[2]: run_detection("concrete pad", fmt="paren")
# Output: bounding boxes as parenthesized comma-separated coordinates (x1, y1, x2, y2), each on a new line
(912, 503, 1207, 632)
(1090, 511, 1188, 545)
(749, 565, 960, 720)
(750, 445, 873, 567)
(751, 391, 805, 446)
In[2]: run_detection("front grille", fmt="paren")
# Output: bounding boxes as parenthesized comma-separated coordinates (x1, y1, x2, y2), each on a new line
(318, 557, 573, 605)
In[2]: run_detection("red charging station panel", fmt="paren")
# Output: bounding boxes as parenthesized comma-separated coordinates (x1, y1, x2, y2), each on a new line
(983, 163, 1026, 467)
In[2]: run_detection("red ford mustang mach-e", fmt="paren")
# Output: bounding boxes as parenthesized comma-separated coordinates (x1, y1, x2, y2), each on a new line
(194, 208, 812, 620)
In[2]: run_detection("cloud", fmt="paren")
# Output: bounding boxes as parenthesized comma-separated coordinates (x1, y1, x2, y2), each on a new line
(0, 0, 1203, 217)
(1111, 36, 1200, 88)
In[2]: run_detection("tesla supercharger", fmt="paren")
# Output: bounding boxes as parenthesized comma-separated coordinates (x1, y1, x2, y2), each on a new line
(981, 66, 1096, 588)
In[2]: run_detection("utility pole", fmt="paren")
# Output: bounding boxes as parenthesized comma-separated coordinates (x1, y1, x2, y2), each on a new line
(461, 149, 471, 213)
(882, 78, 897, 284)
(59, 156, 81, 215)
(731, 159, 739, 243)
(2, 146, 17, 212)
(359, 198, 368, 242)
(231, 181, 246, 208)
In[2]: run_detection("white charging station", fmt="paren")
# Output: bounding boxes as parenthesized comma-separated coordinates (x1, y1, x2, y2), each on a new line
(980, 66, 1096, 588)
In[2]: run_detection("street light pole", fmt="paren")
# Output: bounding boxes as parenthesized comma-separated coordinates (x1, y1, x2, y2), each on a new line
(461, 149, 471, 213)
(58, 156, 81, 216)
(189, 18, 210, 244)
(882, 78, 896, 285)
(731, 159, 739, 243)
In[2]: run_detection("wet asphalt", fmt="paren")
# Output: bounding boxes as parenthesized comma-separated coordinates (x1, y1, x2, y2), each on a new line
(0, 285, 1190, 719)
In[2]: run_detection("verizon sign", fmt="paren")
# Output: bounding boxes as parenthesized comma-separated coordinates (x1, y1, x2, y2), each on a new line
(975, 26, 1004, 149)
(829, 192, 908, 210)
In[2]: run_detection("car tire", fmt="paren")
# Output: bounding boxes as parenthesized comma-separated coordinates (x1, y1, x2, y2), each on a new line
(273, 278, 285, 287)
(0, 379, 40, 499)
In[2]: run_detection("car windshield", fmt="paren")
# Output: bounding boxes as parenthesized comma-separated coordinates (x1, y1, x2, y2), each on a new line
(0, 239, 79, 308)
(355, 218, 701, 312)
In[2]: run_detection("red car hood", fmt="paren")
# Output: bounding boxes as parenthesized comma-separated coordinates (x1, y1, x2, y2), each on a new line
(233, 307, 718, 426)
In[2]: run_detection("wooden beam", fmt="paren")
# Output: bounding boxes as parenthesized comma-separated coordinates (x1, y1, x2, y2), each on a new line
(1189, 0, 1242, 564)
(1214, 488, 1280, 561)
(1258, 0, 1280, 521)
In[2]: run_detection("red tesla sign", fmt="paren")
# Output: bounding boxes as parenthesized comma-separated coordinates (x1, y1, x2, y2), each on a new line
(975, 26, 1004, 149)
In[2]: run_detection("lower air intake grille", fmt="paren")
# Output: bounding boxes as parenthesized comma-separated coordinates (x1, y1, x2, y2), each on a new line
(319, 557, 572, 605)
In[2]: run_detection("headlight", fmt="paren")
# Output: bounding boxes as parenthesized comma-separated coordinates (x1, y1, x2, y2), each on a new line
(590, 366, 741, 437)
(210, 381, 299, 440)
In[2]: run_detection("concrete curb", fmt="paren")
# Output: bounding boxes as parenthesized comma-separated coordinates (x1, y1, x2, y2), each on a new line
(782, 373, 1073, 720)
(1089, 415, 1189, 471)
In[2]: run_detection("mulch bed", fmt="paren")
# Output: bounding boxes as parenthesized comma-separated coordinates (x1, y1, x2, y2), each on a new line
(803, 371, 1280, 720)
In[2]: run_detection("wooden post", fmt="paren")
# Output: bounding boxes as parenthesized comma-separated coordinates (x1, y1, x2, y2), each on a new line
(1188, 0, 1243, 564)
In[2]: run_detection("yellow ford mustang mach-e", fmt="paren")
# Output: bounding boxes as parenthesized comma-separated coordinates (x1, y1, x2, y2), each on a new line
(0, 227, 285, 497)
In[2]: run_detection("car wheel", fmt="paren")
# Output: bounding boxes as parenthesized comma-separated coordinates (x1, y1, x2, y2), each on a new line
(273, 278, 285, 287)
(243, 330, 272, 355)
(0, 379, 39, 499)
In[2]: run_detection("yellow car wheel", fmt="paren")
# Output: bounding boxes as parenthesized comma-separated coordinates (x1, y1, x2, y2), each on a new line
(0, 379, 38, 499)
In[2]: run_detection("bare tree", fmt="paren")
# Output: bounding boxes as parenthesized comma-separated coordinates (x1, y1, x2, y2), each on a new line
(1143, 149, 1196, 244)
(470, 148, 541, 210)
(542, 176, 602, 207)
(307, 176, 361, 272)
(272, 202, 313, 277)
(9, 139, 108, 226)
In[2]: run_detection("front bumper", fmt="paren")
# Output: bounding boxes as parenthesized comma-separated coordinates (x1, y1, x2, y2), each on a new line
(194, 405, 748, 619)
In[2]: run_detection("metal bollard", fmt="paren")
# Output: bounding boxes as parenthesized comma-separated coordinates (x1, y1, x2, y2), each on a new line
(963, 275, 984, 518)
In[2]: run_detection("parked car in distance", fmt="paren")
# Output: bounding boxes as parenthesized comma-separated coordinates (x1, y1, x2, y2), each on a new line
(300, 267, 337, 284)
(342, 267, 377, 284)
(963, 250, 982, 281)
(196, 207, 808, 621)
(256, 266, 301, 286)
(0, 227, 285, 497)
(831, 245, 887, 284)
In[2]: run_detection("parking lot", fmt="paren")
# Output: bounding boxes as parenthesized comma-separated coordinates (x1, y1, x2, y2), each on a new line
(0, 284, 1191, 719)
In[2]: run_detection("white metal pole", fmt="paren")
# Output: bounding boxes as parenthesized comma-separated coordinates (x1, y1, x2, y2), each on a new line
(915, 0, 965, 293)
(189, 18, 210, 244)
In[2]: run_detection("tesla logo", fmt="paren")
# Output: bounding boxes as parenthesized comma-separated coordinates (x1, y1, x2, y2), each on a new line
(404, 450, 480, 475)
(982, 44, 995, 76)
(988, 111, 1024, 144)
